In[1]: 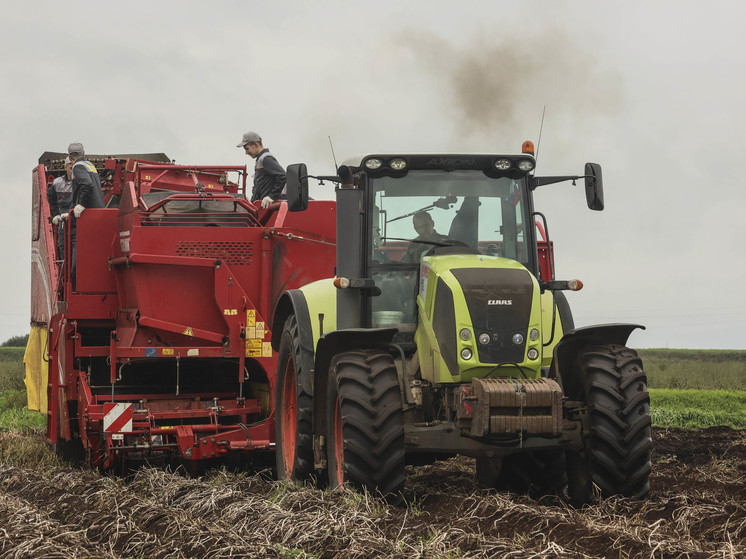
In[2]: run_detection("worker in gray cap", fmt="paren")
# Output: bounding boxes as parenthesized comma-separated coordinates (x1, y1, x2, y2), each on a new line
(237, 131, 286, 209)
(64, 142, 105, 288)
(67, 142, 105, 215)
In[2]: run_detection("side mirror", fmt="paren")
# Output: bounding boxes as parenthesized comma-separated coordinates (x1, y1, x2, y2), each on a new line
(584, 162, 604, 211)
(286, 163, 309, 212)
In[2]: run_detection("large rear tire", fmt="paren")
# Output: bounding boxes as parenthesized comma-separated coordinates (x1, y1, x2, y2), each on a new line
(326, 350, 405, 500)
(274, 315, 314, 481)
(567, 344, 652, 504)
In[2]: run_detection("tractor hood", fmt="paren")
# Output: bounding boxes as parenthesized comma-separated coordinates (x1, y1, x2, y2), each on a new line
(415, 254, 544, 383)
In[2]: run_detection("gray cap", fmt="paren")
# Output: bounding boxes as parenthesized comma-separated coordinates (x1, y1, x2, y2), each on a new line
(67, 142, 85, 156)
(236, 131, 261, 147)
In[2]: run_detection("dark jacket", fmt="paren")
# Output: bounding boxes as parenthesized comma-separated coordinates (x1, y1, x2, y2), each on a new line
(251, 149, 286, 202)
(47, 176, 73, 216)
(72, 158, 105, 209)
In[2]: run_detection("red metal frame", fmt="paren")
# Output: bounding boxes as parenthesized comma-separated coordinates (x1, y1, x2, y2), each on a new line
(32, 155, 336, 471)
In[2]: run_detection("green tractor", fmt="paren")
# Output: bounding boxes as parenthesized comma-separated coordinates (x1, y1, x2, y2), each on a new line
(271, 145, 651, 503)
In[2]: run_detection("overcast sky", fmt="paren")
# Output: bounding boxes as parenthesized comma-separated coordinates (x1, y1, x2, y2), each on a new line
(2, 1, 744, 349)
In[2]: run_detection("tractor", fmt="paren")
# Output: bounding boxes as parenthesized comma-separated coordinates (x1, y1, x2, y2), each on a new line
(270, 143, 652, 503)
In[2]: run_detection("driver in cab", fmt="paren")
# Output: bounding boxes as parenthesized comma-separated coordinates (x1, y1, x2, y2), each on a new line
(402, 211, 448, 263)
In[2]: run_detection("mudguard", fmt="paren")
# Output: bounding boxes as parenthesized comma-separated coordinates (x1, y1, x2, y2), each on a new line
(271, 290, 316, 395)
(551, 323, 645, 400)
(312, 327, 398, 434)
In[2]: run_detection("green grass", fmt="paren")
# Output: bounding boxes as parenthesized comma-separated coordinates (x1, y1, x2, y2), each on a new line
(649, 389, 746, 429)
(638, 349, 746, 391)
(0, 346, 47, 431)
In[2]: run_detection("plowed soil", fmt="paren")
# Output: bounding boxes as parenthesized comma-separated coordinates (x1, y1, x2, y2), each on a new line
(0, 427, 744, 558)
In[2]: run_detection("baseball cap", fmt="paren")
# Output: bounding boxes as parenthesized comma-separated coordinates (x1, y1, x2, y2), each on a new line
(67, 142, 85, 156)
(64, 156, 71, 165)
(236, 131, 261, 147)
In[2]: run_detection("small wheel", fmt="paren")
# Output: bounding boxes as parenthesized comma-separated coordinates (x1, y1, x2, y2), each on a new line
(567, 344, 652, 504)
(326, 350, 405, 500)
(55, 411, 85, 466)
(275, 315, 314, 481)
(494, 450, 568, 498)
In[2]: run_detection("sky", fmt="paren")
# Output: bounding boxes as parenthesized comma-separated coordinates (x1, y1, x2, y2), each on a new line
(1, 0, 745, 349)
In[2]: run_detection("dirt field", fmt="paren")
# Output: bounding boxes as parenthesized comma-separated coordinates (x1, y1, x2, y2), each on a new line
(0, 427, 744, 558)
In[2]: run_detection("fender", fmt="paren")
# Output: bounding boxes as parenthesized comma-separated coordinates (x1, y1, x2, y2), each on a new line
(551, 323, 645, 400)
(271, 290, 315, 395)
(312, 327, 398, 434)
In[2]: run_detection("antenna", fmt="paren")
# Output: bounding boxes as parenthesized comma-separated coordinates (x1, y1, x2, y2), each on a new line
(535, 105, 546, 172)
(328, 136, 338, 170)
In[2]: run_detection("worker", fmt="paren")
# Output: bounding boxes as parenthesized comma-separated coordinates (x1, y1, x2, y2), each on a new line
(237, 131, 286, 209)
(48, 157, 74, 257)
(67, 142, 105, 215)
(63, 142, 104, 288)
(402, 211, 449, 263)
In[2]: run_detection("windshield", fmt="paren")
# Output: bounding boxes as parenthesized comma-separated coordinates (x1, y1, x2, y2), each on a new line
(368, 170, 531, 326)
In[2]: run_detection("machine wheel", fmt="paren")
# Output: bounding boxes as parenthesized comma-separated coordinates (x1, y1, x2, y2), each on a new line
(275, 314, 314, 481)
(55, 418, 85, 466)
(493, 450, 568, 498)
(326, 350, 405, 500)
(567, 344, 652, 504)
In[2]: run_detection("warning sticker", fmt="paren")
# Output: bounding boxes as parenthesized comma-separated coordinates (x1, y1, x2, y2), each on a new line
(262, 342, 272, 357)
(256, 321, 265, 339)
(247, 310, 255, 327)
(183, 327, 194, 337)
(103, 403, 134, 433)
(162, 348, 174, 356)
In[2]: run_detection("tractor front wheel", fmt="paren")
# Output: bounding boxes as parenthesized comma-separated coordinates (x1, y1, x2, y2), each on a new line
(567, 344, 652, 504)
(326, 350, 405, 500)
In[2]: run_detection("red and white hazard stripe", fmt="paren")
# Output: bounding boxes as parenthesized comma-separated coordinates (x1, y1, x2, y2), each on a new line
(103, 403, 134, 433)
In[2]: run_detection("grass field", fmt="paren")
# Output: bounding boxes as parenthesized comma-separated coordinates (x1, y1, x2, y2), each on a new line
(1, 346, 744, 431)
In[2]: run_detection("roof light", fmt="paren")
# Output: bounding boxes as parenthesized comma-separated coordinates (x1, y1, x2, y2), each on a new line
(522, 141, 535, 155)
(494, 158, 511, 170)
(390, 158, 407, 171)
(364, 158, 383, 170)
(567, 279, 583, 291)
(518, 159, 535, 172)
(333, 277, 350, 289)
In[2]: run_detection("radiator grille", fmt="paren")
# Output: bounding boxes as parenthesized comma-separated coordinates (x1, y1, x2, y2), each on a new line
(175, 241, 253, 265)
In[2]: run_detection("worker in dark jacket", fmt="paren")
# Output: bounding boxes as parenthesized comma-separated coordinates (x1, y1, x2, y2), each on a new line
(65, 142, 104, 288)
(237, 131, 286, 208)
(67, 142, 105, 216)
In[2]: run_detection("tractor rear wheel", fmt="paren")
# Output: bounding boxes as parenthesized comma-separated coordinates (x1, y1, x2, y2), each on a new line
(275, 315, 314, 481)
(567, 344, 652, 504)
(326, 350, 405, 500)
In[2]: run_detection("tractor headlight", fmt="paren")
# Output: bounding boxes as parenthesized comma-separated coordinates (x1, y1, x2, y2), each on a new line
(494, 158, 511, 170)
(530, 328, 540, 341)
(512, 333, 524, 345)
(389, 158, 407, 171)
(478, 333, 491, 345)
(460, 348, 473, 360)
(527, 348, 539, 360)
(518, 159, 535, 172)
(459, 328, 472, 341)
(365, 158, 383, 170)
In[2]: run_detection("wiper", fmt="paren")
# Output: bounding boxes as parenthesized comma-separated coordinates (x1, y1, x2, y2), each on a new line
(386, 196, 457, 223)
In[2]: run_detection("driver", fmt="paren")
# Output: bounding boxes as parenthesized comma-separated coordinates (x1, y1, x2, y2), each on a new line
(402, 211, 448, 263)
